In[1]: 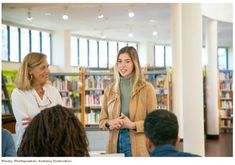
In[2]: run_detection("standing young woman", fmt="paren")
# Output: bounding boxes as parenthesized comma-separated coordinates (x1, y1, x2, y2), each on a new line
(11, 52, 63, 149)
(99, 46, 157, 156)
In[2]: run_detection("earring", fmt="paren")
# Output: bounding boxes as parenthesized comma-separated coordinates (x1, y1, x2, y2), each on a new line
(29, 74, 33, 81)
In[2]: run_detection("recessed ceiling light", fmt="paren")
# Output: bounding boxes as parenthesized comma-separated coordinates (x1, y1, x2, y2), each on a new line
(27, 12, 33, 21)
(128, 33, 133, 37)
(62, 6, 69, 20)
(98, 8, 104, 19)
(152, 31, 158, 36)
(98, 14, 104, 19)
(149, 19, 156, 23)
(45, 12, 51, 16)
(62, 14, 68, 20)
(100, 31, 106, 39)
(128, 10, 134, 18)
(101, 34, 106, 39)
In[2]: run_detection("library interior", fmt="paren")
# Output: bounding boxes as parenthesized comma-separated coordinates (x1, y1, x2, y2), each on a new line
(1, 3, 233, 157)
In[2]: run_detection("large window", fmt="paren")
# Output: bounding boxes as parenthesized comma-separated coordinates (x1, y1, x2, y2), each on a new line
(154, 45, 231, 70)
(128, 42, 137, 49)
(71, 37, 78, 66)
(2, 24, 8, 61)
(1, 24, 52, 64)
(154, 45, 165, 67)
(79, 38, 88, 67)
(20, 28, 29, 61)
(165, 46, 172, 67)
(31, 30, 40, 52)
(70, 36, 138, 68)
(99, 40, 108, 68)
(228, 50, 233, 70)
(41, 32, 51, 63)
(89, 39, 98, 68)
(218, 48, 227, 70)
(108, 41, 118, 68)
(118, 42, 127, 51)
(202, 47, 207, 66)
(9, 26, 19, 62)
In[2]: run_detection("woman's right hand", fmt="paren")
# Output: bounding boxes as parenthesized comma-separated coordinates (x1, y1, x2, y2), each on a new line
(108, 117, 124, 130)
(22, 117, 32, 126)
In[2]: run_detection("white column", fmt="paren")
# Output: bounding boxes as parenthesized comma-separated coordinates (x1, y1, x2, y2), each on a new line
(171, 4, 205, 156)
(171, 4, 183, 139)
(138, 42, 148, 67)
(51, 30, 71, 71)
(147, 42, 155, 67)
(205, 20, 219, 135)
(181, 4, 205, 156)
(64, 31, 71, 71)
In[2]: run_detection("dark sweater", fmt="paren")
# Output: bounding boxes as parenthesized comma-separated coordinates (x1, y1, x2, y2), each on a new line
(150, 144, 201, 157)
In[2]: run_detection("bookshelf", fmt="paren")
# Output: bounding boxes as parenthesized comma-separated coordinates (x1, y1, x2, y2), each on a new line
(144, 67, 172, 111)
(50, 68, 173, 129)
(49, 72, 83, 123)
(2, 70, 17, 101)
(2, 74, 13, 116)
(218, 70, 233, 133)
(2, 70, 17, 133)
(84, 69, 113, 128)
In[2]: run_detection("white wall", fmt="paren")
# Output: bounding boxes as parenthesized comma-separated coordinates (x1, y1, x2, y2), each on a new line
(202, 4, 233, 23)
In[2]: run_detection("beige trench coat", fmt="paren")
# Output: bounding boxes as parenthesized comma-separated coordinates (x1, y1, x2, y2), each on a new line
(99, 81, 157, 156)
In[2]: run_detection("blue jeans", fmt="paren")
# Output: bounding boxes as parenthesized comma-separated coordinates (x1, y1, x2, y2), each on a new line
(117, 129, 132, 157)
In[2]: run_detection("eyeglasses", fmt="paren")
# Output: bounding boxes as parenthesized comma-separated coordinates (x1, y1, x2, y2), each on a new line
(34, 94, 52, 109)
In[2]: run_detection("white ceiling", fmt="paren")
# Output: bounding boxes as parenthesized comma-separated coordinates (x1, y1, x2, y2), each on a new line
(2, 3, 233, 47)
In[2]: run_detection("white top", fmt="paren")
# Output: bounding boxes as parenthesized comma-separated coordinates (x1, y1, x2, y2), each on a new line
(11, 84, 63, 148)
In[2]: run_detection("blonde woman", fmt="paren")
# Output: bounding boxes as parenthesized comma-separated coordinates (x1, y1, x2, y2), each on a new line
(11, 52, 63, 149)
(99, 46, 157, 157)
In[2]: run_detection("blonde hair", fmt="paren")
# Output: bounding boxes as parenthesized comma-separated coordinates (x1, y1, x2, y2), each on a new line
(113, 46, 146, 93)
(14, 52, 47, 90)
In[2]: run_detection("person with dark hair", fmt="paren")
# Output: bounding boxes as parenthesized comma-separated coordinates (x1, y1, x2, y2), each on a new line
(144, 110, 200, 157)
(11, 52, 63, 149)
(2, 128, 17, 157)
(99, 46, 157, 157)
(17, 104, 89, 157)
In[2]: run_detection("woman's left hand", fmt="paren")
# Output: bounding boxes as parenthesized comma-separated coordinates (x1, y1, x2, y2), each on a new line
(120, 113, 136, 130)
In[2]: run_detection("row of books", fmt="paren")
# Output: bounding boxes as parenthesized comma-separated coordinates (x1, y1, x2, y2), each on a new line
(156, 95, 168, 109)
(219, 91, 233, 99)
(85, 75, 112, 89)
(51, 78, 81, 92)
(220, 100, 233, 109)
(3, 75, 15, 85)
(2, 103, 10, 115)
(219, 71, 233, 80)
(220, 120, 233, 128)
(219, 82, 233, 90)
(2, 90, 6, 99)
(59, 91, 81, 109)
(147, 74, 168, 88)
(220, 109, 233, 118)
(156, 88, 168, 95)
(84, 110, 100, 125)
(85, 91, 104, 106)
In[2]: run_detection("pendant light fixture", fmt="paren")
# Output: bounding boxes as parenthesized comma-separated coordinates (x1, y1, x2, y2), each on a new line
(27, 8, 33, 21)
(62, 6, 69, 20)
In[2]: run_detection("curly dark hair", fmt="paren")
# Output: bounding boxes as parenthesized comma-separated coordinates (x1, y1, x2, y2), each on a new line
(17, 104, 89, 157)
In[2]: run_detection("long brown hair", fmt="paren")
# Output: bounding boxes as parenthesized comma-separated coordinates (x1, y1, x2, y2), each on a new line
(17, 105, 90, 157)
(113, 46, 146, 93)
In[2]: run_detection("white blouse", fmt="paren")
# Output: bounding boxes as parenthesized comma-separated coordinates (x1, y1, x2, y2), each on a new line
(11, 84, 63, 148)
